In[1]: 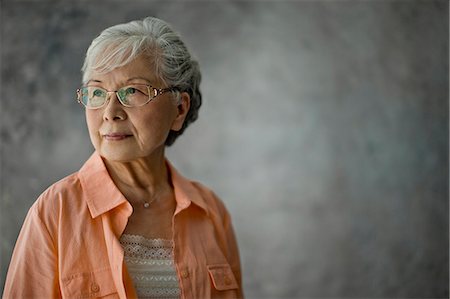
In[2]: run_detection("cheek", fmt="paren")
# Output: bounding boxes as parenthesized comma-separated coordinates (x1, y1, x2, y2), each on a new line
(135, 108, 176, 137)
(136, 113, 167, 136)
(85, 112, 101, 140)
(85, 113, 94, 132)
(146, 101, 177, 124)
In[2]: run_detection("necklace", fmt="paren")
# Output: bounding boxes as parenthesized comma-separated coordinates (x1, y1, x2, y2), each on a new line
(139, 190, 165, 208)
(141, 198, 156, 208)
(135, 186, 170, 209)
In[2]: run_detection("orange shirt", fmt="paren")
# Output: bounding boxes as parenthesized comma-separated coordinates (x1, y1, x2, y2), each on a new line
(3, 152, 243, 299)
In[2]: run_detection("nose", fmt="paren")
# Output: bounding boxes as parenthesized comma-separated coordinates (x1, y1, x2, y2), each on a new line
(103, 92, 127, 121)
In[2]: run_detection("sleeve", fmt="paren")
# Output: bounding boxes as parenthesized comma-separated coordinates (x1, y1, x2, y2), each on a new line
(222, 210, 244, 298)
(2, 204, 61, 299)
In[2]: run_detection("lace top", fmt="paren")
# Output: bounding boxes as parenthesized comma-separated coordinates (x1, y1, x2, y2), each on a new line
(119, 234, 181, 299)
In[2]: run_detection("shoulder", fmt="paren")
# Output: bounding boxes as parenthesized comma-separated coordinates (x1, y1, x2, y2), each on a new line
(189, 180, 231, 221)
(31, 171, 84, 218)
(167, 160, 231, 220)
(12, 171, 86, 244)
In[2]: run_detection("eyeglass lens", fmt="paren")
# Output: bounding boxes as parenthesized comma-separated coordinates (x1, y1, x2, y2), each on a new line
(79, 85, 151, 108)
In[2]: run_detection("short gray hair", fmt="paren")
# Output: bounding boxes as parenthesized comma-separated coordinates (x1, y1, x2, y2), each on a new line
(81, 17, 202, 146)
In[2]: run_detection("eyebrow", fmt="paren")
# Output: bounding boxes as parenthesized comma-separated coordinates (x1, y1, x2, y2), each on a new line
(86, 77, 156, 85)
(127, 77, 154, 83)
(86, 79, 101, 84)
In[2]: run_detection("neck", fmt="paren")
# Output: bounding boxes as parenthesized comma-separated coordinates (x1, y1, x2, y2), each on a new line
(103, 148, 171, 199)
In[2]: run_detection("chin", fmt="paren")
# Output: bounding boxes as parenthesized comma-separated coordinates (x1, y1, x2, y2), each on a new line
(98, 149, 145, 163)
(98, 144, 165, 163)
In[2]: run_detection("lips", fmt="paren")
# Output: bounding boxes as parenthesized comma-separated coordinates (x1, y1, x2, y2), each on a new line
(103, 133, 132, 141)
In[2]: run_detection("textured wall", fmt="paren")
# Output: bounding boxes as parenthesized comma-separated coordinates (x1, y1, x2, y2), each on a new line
(1, 1, 448, 298)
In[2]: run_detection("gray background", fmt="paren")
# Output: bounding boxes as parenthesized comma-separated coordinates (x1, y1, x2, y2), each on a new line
(1, 1, 448, 298)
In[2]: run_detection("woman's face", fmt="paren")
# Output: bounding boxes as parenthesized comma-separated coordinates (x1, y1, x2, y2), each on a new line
(85, 55, 189, 162)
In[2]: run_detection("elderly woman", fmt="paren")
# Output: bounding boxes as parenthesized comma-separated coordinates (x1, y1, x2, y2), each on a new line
(3, 17, 243, 299)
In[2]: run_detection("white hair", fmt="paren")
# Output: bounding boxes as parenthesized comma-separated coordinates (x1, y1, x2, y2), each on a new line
(81, 17, 202, 146)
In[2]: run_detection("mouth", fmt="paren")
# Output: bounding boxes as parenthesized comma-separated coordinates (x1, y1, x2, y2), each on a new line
(103, 133, 132, 141)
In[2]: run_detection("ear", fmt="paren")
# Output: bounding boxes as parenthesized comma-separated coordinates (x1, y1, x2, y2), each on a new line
(171, 92, 191, 131)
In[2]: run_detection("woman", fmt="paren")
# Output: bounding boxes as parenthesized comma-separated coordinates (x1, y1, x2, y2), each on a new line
(3, 17, 243, 299)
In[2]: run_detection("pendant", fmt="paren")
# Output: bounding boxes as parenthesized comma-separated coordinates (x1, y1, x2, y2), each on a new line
(143, 202, 150, 208)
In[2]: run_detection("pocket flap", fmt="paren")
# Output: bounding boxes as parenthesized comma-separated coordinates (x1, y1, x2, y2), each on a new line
(62, 267, 116, 298)
(207, 264, 239, 291)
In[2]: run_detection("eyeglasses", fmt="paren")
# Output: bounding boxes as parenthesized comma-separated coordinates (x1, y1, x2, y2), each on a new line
(76, 84, 177, 109)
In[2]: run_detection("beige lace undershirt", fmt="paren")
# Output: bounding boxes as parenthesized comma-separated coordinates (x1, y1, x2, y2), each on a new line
(119, 234, 181, 299)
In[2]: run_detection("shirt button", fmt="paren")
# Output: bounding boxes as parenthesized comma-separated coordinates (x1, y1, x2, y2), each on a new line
(91, 282, 100, 293)
(181, 270, 189, 278)
(224, 276, 232, 285)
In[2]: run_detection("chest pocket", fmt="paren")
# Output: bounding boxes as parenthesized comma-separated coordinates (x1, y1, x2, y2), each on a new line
(207, 264, 239, 291)
(61, 267, 118, 298)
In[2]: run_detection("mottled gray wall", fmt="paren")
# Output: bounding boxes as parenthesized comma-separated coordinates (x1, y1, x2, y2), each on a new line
(1, 1, 448, 298)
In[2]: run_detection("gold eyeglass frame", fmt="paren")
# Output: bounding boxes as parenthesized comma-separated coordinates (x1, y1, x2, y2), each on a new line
(76, 84, 177, 109)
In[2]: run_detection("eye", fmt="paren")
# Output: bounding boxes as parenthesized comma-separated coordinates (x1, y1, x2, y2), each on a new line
(125, 87, 137, 95)
(125, 86, 148, 95)
(92, 89, 105, 97)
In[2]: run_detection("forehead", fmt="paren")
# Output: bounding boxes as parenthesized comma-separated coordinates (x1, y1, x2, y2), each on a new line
(89, 54, 162, 85)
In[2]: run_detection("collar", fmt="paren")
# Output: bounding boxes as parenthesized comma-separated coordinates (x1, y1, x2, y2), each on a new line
(166, 159, 209, 215)
(78, 152, 208, 218)
(78, 152, 130, 218)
